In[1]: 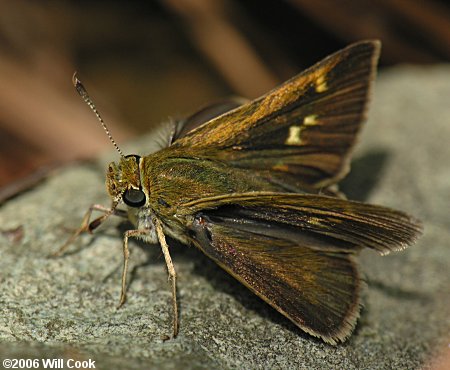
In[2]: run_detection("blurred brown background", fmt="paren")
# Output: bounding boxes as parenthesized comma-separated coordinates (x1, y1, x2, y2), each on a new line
(1, 0, 450, 199)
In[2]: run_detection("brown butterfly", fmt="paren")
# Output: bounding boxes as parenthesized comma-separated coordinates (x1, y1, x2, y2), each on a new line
(56, 40, 422, 344)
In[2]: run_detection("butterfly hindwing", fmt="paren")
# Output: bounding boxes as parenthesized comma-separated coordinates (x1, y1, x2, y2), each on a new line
(183, 192, 422, 255)
(189, 209, 362, 344)
(184, 192, 422, 343)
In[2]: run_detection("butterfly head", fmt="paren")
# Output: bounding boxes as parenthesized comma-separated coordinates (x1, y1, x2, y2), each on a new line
(106, 155, 147, 208)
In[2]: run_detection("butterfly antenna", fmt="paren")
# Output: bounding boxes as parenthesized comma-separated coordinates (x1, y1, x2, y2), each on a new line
(72, 72, 124, 157)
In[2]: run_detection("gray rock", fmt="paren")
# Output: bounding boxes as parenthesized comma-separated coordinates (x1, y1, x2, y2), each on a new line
(1, 65, 449, 370)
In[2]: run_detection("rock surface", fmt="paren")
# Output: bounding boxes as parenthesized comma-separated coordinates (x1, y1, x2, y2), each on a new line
(1, 65, 449, 369)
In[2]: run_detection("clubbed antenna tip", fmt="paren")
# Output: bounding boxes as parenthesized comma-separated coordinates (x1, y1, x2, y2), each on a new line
(72, 72, 124, 157)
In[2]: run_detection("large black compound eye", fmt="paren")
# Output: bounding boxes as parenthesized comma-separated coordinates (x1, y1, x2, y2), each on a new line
(123, 188, 146, 207)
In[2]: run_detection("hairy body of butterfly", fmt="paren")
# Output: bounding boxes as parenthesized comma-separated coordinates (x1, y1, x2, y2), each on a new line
(59, 40, 422, 345)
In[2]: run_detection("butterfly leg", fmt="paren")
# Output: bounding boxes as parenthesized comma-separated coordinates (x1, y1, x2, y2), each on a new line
(154, 218, 178, 338)
(117, 228, 143, 308)
(118, 222, 178, 338)
(51, 203, 126, 257)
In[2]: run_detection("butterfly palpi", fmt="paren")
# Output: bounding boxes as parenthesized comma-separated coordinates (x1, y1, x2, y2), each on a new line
(55, 40, 422, 344)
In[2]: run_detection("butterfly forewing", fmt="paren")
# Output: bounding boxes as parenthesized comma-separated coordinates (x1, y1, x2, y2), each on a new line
(173, 41, 381, 191)
(172, 99, 247, 142)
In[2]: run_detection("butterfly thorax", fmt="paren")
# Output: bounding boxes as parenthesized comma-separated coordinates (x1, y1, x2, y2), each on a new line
(141, 147, 285, 213)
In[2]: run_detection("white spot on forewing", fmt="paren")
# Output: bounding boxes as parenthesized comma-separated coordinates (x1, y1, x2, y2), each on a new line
(285, 126, 303, 145)
(303, 114, 318, 126)
(315, 74, 328, 93)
